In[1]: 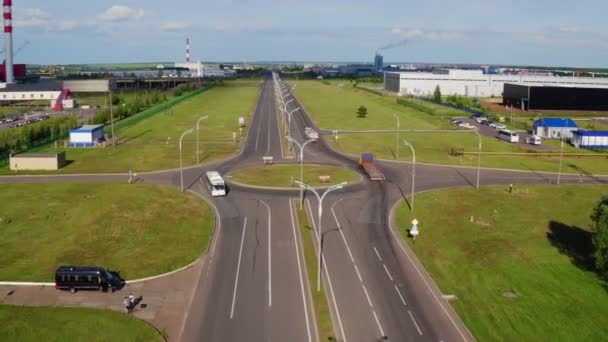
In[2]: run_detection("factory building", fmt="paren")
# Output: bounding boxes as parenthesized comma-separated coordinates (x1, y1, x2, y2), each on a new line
(374, 53, 384, 72)
(384, 69, 608, 97)
(10, 152, 67, 171)
(503, 83, 608, 111)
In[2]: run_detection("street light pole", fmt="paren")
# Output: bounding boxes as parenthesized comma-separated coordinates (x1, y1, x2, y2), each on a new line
(179, 128, 194, 192)
(402, 139, 416, 211)
(475, 130, 482, 189)
(392, 114, 400, 160)
(286, 107, 301, 141)
(196, 115, 209, 164)
(288, 137, 314, 208)
(296, 181, 347, 292)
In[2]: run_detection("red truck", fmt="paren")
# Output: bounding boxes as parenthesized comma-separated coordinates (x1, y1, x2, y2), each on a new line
(359, 153, 385, 181)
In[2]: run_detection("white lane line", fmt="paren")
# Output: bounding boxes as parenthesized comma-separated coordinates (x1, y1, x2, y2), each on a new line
(260, 200, 272, 307)
(266, 98, 272, 155)
(373, 247, 382, 262)
(254, 106, 263, 152)
(354, 264, 363, 283)
(230, 217, 248, 319)
(383, 264, 394, 281)
(362, 285, 373, 308)
(372, 310, 386, 338)
(289, 200, 312, 342)
(330, 202, 355, 264)
(408, 310, 423, 335)
(388, 212, 470, 341)
(394, 285, 407, 306)
(307, 200, 347, 342)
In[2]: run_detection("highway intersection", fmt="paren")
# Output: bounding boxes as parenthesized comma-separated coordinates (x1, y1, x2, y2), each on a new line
(2, 74, 607, 342)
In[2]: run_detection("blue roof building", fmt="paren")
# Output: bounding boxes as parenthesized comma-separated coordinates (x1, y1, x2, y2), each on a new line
(572, 130, 608, 149)
(533, 118, 579, 140)
(69, 124, 105, 147)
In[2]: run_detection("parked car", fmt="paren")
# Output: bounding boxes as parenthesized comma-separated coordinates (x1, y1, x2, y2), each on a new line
(459, 122, 475, 129)
(55, 266, 123, 293)
(494, 123, 507, 130)
(475, 117, 488, 124)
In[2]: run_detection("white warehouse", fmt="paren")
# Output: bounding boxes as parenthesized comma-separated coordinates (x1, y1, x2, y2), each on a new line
(384, 69, 608, 97)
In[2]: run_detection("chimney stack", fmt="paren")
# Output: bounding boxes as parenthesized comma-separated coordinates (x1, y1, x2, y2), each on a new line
(3, 0, 13, 83)
(186, 37, 190, 63)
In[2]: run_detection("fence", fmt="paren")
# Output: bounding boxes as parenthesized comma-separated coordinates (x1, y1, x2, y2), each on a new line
(418, 98, 485, 117)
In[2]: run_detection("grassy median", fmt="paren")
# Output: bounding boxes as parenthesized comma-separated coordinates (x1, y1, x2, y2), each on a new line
(0, 182, 214, 281)
(0, 305, 162, 341)
(395, 184, 608, 340)
(294, 80, 608, 174)
(295, 200, 336, 341)
(228, 164, 360, 188)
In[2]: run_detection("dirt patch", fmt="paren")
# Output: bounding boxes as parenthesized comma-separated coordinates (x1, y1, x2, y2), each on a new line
(502, 290, 520, 299)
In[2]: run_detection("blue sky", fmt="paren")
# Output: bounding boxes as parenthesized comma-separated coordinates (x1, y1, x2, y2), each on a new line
(9, 0, 608, 67)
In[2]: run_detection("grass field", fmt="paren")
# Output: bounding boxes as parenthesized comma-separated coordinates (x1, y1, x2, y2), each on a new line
(0, 305, 162, 341)
(228, 164, 360, 188)
(395, 184, 608, 341)
(293, 80, 608, 174)
(0, 80, 260, 174)
(296, 200, 335, 341)
(0, 183, 214, 281)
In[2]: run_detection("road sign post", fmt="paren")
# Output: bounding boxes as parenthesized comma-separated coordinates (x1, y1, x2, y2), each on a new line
(410, 219, 419, 240)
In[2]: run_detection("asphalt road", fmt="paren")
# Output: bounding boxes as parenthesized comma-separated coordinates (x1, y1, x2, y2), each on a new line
(2, 74, 607, 342)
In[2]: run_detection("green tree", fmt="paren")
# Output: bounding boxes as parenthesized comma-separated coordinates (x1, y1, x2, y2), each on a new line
(433, 85, 442, 101)
(592, 195, 608, 278)
(356, 105, 368, 118)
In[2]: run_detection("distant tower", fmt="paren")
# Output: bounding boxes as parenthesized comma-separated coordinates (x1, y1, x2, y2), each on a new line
(374, 52, 384, 73)
(186, 38, 190, 63)
(3, 0, 14, 83)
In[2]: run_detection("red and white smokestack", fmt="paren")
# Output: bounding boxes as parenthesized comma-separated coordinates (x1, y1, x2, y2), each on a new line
(3, 0, 13, 83)
(186, 38, 190, 63)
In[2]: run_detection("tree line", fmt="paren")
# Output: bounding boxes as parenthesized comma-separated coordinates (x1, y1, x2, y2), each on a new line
(0, 116, 78, 158)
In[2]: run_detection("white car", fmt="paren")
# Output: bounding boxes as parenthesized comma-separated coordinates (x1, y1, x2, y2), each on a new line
(494, 123, 507, 130)
(475, 117, 488, 123)
(458, 122, 475, 129)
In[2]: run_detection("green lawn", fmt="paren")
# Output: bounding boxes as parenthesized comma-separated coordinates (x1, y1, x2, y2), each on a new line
(395, 184, 608, 341)
(0, 183, 214, 281)
(0, 305, 162, 342)
(296, 200, 335, 341)
(1, 81, 260, 174)
(228, 164, 360, 188)
(293, 80, 608, 174)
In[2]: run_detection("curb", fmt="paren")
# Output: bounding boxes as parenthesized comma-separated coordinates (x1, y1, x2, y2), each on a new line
(388, 198, 476, 342)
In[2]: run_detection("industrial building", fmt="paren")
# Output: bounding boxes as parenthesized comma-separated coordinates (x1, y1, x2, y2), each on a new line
(533, 118, 579, 140)
(10, 152, 66, 171)
(384, 69, 608, 97)
(69, 124, 105, 147)
(374, 53, 384, 72)
(503, 83, 608, 111)
(572, 130, 608, 149)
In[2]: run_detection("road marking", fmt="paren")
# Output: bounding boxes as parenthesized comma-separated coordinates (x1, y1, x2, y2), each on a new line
(383, 264, 394, 281)
(408, 310, 423, 335)
(307, 200, 347, 342)
(373, 247, 382, 262)
(372, 310, 386, 338)
(388, 209, 470, 341)
(354, 264, 363, 283)
(260, 200, 272, 307)
(230, 217, 248, 319)
(362, 284, 373, 308)
(289, 200, 312, 342)
(394, 285, 407, 306)
(254, 108, 263, 152)
(330, 202, 355, 263)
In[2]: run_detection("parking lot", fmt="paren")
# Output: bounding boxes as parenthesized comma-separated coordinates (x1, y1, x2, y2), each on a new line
(452, 116, 557, 151)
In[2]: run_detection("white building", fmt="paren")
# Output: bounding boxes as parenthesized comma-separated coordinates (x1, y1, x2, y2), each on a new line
(69, 124, 105, 147)
(385, 69, 608, 97)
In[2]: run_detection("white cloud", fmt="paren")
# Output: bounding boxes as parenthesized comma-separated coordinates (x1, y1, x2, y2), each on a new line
(14, 8, 81, 31)
(160, 21, 192, 31)
(210, 20, 273, 31)
(98, 5, 145, 22)
(391, 27, 462, 41)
